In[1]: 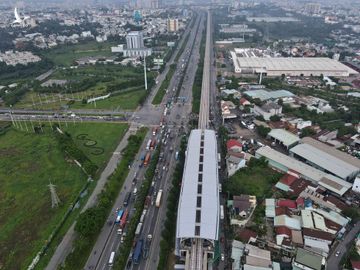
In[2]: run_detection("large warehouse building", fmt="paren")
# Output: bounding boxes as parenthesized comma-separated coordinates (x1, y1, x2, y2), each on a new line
(290, 137, 360, 181)
(255, 146, 352, 196)
(230, 51, 357, 77)
(176, 129, 220, 268)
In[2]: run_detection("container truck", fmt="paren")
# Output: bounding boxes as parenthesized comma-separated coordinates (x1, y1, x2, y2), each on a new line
(124, 192, 131, 207)
(150, 139, 156, 150)
(140, 209, 147, 223)
(146, 139, 152, 150)
(220, 205, 224, 220)
(156, 189, 163, 207)
(144, 195, 151, 209)
(120, 209, 128, 228)
(143, 152, 151, 166)
(117, 209, 129, 235)
(133, 239, 144, 264)
(152, 127, 157, 136)
(135, 222, 143, 236)
(115, 209, 124, 224)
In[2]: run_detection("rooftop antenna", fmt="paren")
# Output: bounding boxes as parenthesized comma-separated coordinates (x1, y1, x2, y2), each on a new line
(48, 181, 61, 208)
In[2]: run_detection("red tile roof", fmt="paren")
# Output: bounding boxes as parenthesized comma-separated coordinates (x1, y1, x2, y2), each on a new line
(276, 226, 292, 237)
(280, 174, 298, 186)
(227, 139, 242, 151)
(275, 207, 292, 216)
(238, 229, 257, 243)
(296, 197, 305, 207)
(324, 195, 349, 211)
(228, 150, 246, 159)
(289, 178, 311, 196)
(303, 228, 335, 242)
(240, 97, 250, 105)
(277, 199, 297, 209)
(351, 260, 360, 270)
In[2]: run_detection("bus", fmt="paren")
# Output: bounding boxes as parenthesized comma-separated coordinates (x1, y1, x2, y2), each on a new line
(146, 139, 152, 151)
(156, 189, 163, 207)
(108, 251, 115, 266)
(220, 205, 224, 220)
(124, 192, 131, 207)
(115, 209, 124, 224)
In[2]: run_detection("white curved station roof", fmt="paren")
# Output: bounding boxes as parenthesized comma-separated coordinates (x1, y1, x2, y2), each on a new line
(176, 129, 219, 240)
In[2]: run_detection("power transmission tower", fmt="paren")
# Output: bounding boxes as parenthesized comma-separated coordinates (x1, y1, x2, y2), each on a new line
(48, 182, 61, 208)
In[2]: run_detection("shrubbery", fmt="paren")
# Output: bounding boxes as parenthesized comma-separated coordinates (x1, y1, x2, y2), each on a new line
(60, 128, 147, 270)
(157, 137, 187, 269)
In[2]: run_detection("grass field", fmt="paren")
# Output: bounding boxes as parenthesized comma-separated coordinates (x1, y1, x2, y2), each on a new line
(72, 88, 146, 110)
(224, 160, 282, 199)
(15, 64, 152, 110)
(0, 122, 128, 269)
(42, 41, 116, 66)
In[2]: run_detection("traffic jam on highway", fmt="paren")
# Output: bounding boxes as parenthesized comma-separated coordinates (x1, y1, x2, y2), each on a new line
(107, 107, 179, 269)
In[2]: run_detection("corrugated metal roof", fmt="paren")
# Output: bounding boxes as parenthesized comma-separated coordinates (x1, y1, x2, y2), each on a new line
(290, 143, 359, 180)
(244, 89, 294, 101)
(268, 129, 300, 147)
(176, 129, 219, 240)
(255, 147, 352, 196)
(295, 248, 324, 270)
(301, 137, 360, 169)
(274, 215, 301, 230)
(301, 210, 315, 229)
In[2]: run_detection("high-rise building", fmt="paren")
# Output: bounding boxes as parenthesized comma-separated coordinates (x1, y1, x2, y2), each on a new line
(305, 3, 321, 14)
(126, 31, 144, 49)
(124, 31, 152, 57)
(167, 18, 179, 32)
(151, 0, 159, 9)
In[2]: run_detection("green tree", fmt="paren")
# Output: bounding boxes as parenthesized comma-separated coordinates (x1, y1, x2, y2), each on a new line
(300, 127, 316, 138)
(342, 207, 360, 223)
(257, 126, 271, 138)
(269, 115, 281, 122)
(75, 207, 105, 237)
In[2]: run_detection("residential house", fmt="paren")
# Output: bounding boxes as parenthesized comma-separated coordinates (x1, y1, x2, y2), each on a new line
(253, 102, 282, 121)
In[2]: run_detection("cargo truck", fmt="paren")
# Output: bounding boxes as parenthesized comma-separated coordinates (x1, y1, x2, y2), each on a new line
(115, 209, 124, 224)
(156, 189, 163, 207)
(146, 139, 152, 150)
(150, 139, 156, 150)
(143, 152, 151, 166)
(133, 239, 143, 264)
(135, 222, 143, 236)
(124, 192, 131, 207)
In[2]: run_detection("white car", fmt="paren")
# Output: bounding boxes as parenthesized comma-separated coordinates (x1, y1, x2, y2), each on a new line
(221, 253, 225, 261)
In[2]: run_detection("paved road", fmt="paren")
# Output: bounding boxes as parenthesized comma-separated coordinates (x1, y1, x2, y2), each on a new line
(0, 108, 129, 116)
(81, 12, 202, 270)
(45, 124, 140, 270)
(327, 221, 360, 270)
(44, 12, 198, 270)
(139, 14, 206, 270)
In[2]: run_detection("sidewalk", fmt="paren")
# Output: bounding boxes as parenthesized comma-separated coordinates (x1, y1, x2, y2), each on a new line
(45, 125, 135, 270)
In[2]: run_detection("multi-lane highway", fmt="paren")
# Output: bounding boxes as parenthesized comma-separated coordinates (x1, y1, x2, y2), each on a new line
(82, 11, 206, 270)
(42, 11, 200, 270)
